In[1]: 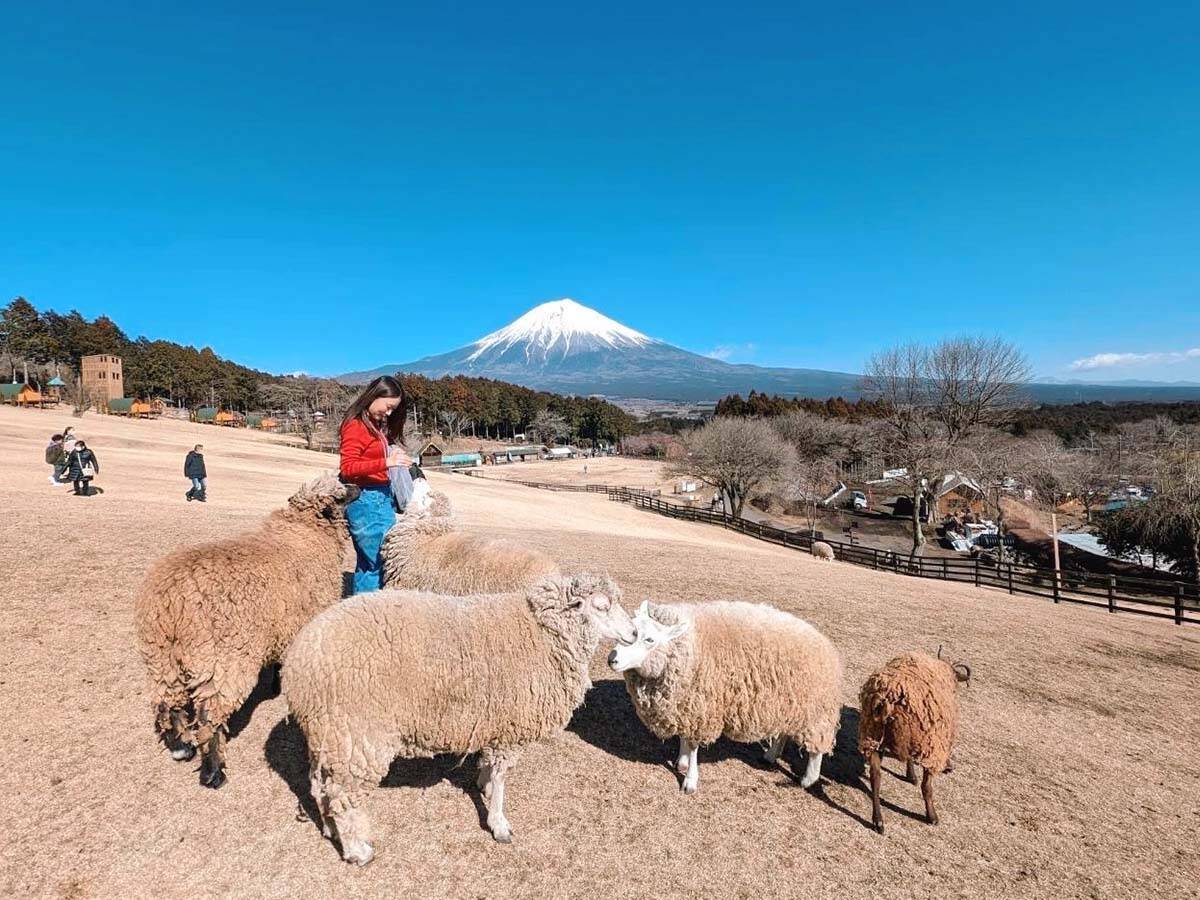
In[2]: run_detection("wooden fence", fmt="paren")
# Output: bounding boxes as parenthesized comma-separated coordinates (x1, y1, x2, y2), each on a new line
(464, 473, 1200, 626)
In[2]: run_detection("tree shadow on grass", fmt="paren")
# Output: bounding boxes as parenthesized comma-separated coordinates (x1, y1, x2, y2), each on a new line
(264, 716, 490, 839)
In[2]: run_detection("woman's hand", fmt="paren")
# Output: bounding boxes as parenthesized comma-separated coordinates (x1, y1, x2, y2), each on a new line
(387, 448, 412, 468)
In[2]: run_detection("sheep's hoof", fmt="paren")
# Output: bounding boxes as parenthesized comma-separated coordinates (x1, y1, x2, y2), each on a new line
(682, 781, 698, 795)
(170, 745, 196, 762)
(874, 822, 885, 835)
(490, 824, 513, 844)
(343, 842, 375, 866)
(927, 813, 939, 826)
(199, 764, 227, 790)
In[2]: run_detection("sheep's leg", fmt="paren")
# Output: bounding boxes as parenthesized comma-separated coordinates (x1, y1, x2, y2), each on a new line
(476, 759, 493, 801)
(199, 727, 227, 790)
(676, 737, 691, 774)
(905, 760, 918, 784)
(921, 768, 939, 825)
(481, 749, 521, 843)
(868, 750, 884, 834)
(800, 751, 823, 788)
(764, 735, 787, 766)
(168, 707, 196, 761)
(682, 743, 700, 794)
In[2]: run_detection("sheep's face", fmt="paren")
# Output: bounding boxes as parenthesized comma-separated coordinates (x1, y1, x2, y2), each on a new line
(607, 601, 689, 677)
(288, 474, 361, 522)
(563, 574, 634, 643)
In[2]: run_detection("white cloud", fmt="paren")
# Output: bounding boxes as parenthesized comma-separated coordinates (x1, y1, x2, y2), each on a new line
(706, 342, 756, 362)
(1069, 348, 1200, 371)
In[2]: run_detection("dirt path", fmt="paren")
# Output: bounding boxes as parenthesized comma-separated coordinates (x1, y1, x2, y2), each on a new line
(2, 406, 1198, 899)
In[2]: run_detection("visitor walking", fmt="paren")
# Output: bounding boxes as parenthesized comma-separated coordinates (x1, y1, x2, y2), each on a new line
(185, 444, 207, 502)
(66, 439, 100, 496)
(339, 375, 411, 594)
(45, 433, 67, 485)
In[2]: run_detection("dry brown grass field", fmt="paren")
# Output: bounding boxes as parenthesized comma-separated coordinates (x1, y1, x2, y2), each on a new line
(2, 405, 1198, 899)
(480, 455, 687, 496)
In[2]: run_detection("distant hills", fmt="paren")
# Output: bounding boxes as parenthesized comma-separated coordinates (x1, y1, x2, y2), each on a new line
(341, 298, 1200, 404)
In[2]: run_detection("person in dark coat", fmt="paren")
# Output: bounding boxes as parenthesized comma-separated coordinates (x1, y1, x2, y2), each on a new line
(66, 440, 100, 496)
(185, 444, 207, 502)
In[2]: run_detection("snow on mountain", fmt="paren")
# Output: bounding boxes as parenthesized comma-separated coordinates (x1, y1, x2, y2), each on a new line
(466, 298, 653, 363)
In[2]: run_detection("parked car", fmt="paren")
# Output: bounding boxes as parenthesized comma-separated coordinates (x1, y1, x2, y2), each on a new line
(850, 490, 868, 511)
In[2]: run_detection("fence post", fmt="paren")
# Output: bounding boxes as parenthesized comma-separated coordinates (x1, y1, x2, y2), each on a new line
(1108, 576, 1116, 614)
(974, 557, 980, 588)
(1053, 572, 1060, 603)
(1177, 583, 1185, 625)
(942, 558, 948, 580)
(872, 548, 879, 570)
(1007, 563, 1014, 594)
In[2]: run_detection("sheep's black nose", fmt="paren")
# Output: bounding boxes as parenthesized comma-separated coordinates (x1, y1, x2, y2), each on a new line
(607, 650, 618, 666)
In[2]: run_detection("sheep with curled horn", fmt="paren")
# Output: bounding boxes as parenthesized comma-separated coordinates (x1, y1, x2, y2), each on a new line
(857, 647, 971, 834)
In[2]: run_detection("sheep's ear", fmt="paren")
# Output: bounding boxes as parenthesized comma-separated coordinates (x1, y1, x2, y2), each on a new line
(952, 662, 971, 684)
(663, 620, 690, 643)
(637, 599, 650, 618)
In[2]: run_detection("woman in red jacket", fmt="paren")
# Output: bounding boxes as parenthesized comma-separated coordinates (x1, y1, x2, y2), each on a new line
(340, 376, 412, 593)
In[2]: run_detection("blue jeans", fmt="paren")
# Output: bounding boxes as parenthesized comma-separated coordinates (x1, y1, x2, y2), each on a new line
(345, 484, 395, 594)
(190, 477, 207, 493)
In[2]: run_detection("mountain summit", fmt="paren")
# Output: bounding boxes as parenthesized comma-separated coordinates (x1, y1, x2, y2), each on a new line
(466, 298, 654, 366)
(339, 297, 861, 400)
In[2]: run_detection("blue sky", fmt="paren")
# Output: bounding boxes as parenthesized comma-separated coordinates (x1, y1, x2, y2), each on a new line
(3, 1, 1198, 380)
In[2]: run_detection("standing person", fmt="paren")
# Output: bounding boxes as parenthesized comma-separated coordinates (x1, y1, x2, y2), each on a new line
(184, 444, 207, 502)
(46, 433, 67, 485)
(339, 376, 411, 594)
(66, 439, 100, 496)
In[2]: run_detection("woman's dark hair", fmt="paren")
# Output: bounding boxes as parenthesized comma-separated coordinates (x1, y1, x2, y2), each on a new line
(341, 375, 409, 443)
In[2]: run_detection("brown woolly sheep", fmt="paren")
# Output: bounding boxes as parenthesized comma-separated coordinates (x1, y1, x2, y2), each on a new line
(609, 600, 842, 795)
(283, 573, 635, 864)
(379, 490, 560, 594)
(134, 474, 359, 789)
(857, 650, 971, 833)
(811, 541, 835, 561)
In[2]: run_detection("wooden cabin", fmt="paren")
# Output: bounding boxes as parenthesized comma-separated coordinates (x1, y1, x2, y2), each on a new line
(490, 444, 546, 464)
(418, 442, 444, 468)
(215, 410, 245, 427)
(194, 406, 218, 424)
(107, 397, 136, 416)
(0, 383, 46, 407)
(934, 473, 986, 519)
(245, 414, 279, 430)
(45, 376, 65, 404)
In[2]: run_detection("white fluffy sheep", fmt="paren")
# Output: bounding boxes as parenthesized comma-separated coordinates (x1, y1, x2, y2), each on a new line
(811, 541, 835, 561)
(134, 474, 359, 789)
(283, 573, 635, 864)
(379, 488, 560, 594)
(608, 600, 842, 794)
(858, 650, 971, 833)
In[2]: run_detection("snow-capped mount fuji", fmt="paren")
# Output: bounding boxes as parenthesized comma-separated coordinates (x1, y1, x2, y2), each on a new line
(339, 298, 863, 401)
(465, 298, 654, 366)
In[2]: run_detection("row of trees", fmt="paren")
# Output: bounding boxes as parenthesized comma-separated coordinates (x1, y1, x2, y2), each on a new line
(1, 297, 271, 408)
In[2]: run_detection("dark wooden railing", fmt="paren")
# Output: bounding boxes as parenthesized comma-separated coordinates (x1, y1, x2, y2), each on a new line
(460, 473, 1199, 626)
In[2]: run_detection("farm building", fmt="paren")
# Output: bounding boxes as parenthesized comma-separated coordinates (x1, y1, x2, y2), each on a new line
(194, 407, 219, 424)
(545, 446, 579, 460)
(107, 398, 136, 416)
(490, 444, 546, 464)
(440, 452, 483, 467)
(45, 376, 65, 403)
(934, 473, 986, 518)
(215, 410, 245, 427)
(418, 442, 444, 467)
(245, 414, 279, 430)
(0, 383, 46, 407)
(108, 398, 162, 418)
(80, 354, 123, 406)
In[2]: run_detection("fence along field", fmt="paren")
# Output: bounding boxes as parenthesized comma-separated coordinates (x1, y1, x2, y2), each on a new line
(460, 472, 1200, 627)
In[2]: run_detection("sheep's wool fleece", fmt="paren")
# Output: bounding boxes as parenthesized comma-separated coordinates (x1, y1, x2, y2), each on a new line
(857, 652, 959, 773)
(380, 511, 559, 595)
(284, 577, 610, 795)
(623, 601, 842, 752)
(134, 475, 350, 739)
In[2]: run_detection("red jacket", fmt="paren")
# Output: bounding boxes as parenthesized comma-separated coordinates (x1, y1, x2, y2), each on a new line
(339, 418, 389, 485)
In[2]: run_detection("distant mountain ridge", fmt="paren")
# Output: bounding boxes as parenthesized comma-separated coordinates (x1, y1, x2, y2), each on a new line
(341, 298, 1200, 404)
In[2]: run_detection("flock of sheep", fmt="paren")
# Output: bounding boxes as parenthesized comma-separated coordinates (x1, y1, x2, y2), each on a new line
(133, 474, 972, 865)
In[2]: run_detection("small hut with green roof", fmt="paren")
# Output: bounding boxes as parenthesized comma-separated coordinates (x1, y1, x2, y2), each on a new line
(195, 406, 218, 424)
